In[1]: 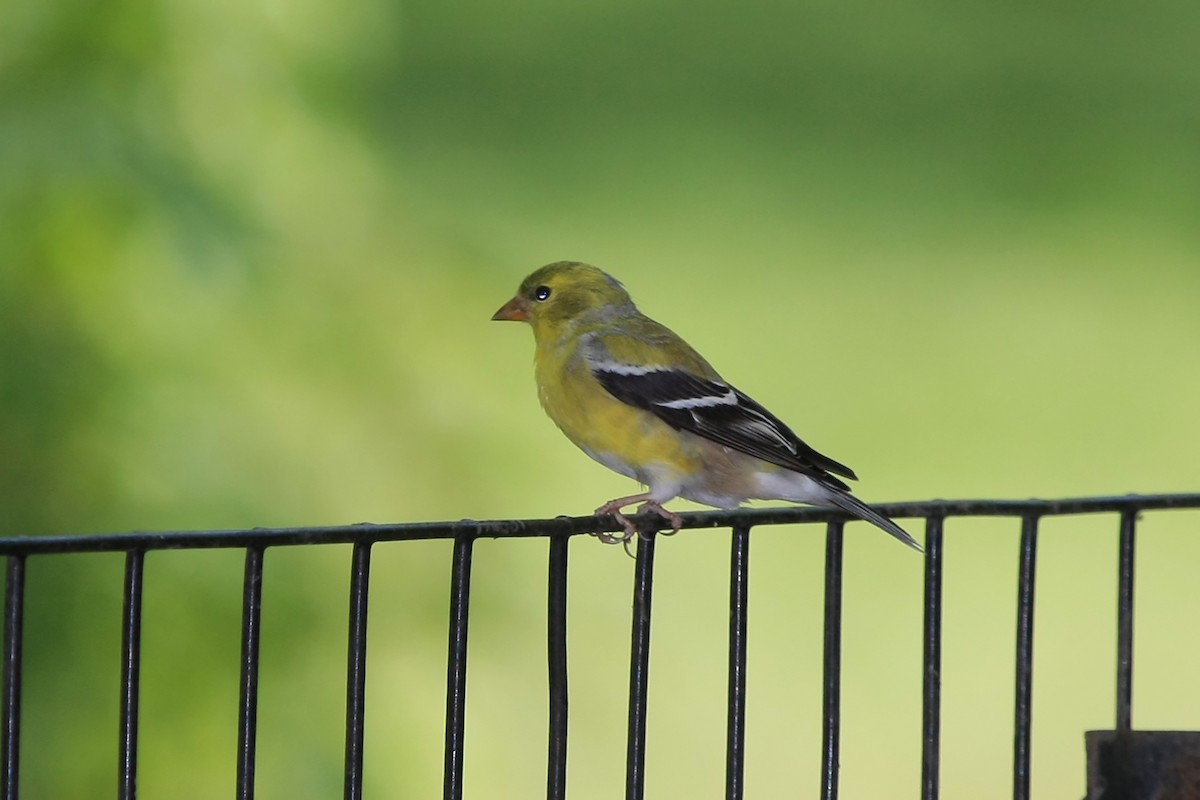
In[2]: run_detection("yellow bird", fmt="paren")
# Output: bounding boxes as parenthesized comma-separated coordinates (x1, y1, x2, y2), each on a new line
(493, 261, 919, 550)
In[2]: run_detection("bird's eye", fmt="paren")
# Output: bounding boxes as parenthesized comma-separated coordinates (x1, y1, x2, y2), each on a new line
(534, 285, 552, 301)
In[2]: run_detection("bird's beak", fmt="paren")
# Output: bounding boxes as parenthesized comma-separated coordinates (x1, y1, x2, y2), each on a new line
(491, 295, 530, 322)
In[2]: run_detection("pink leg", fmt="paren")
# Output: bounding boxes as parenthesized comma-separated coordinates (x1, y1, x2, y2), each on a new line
(637, 500, 682, 535)
(595, 492, 653, 544)
(594, 494, 682, 544)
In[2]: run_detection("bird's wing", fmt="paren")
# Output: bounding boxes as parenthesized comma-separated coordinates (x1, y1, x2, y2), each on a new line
(582, 331, 857, 487)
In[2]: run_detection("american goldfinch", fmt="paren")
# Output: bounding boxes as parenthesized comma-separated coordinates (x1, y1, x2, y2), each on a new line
(493, 261, 919, 551)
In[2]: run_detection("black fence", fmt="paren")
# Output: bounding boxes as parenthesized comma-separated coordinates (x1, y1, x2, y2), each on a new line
(2, 493, 1198, 799)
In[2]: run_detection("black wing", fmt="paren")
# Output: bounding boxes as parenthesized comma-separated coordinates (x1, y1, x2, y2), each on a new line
(591, 362, 857, 489)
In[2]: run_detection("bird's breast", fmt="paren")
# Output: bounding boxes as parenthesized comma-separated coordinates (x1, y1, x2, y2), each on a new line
(534, 342, 704, 481)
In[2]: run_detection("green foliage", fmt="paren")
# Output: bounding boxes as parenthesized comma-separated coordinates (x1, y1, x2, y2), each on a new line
(2, 0, 1198, 796)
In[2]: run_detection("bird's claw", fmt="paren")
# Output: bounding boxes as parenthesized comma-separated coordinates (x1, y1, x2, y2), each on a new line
(637, 501, 682, 536)
(593, 502, 639, 546)
(593, 499, 682, 555)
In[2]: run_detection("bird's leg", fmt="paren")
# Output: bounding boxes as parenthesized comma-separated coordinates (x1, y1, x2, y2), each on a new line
(636, 500, 682, 536)
(594, 493, 654, 544)
(618, 500, 683, 557)
(594, 494, 684, 548)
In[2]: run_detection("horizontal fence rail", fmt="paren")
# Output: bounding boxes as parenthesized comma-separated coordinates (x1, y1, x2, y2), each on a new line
(1, 493, 1198, 799)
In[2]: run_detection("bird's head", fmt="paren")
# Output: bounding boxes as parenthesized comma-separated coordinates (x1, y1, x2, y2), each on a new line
(492, 261, 636, 338)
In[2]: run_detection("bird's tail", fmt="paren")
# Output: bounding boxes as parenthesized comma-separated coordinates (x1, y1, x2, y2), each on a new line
(823, 490, 922, 552)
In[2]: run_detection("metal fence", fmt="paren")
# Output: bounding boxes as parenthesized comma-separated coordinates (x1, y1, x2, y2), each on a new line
(2, 493, 1198, 799)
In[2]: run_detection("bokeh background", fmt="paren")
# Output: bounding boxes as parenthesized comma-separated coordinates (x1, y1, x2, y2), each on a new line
(3, 0, 1199, 797)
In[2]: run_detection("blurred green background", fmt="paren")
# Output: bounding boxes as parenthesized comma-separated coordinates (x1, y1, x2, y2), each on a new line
(2, 0, 1199, 797)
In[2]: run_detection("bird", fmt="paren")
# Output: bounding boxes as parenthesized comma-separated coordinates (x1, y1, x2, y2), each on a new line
(492, 261, 920, 551)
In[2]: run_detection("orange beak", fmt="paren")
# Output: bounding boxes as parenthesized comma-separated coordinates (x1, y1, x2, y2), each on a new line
(491, 295, 530, 322)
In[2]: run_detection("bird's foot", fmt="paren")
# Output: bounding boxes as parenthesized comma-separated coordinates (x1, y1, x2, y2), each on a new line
(619, 502, 681, 558)
(593, 497, 682, 553)
(593, 498, 641, 545)
(636, 500, 682, 536)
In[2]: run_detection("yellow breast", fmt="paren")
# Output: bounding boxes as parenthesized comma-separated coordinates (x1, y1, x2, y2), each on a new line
(534, 336, 700, 483)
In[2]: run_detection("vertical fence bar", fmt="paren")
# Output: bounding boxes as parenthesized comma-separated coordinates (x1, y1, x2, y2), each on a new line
(625, 532, 657, 800)
(118, 550, 145, 800)
(725, 525, 751, 800)
(344, 541, 373, 800)
(820, 521, 845, 800)
(1, 555, 25, 800)
(920, 517, 944, 800)
(237, 546, 266, 800)
(443, 534, 475, 800)
(1012, 516, 1039, 800)
(546, 534, 570, 800)
(1115, 510, 1136, 732)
